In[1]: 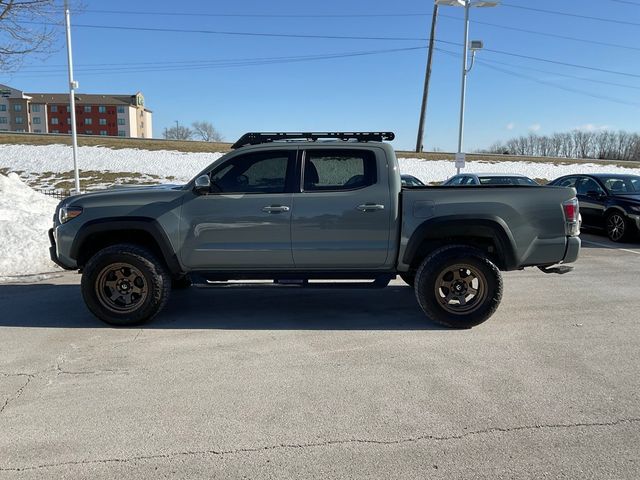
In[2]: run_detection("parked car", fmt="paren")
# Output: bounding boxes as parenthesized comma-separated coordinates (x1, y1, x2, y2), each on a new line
(442, 173, 538, 186)
(49, 132, 580, 329)
(548, 173, 640, 242)
(401, 174, 425, 187)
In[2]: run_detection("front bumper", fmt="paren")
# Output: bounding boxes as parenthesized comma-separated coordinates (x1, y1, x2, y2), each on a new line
(48, 228, 76, 270)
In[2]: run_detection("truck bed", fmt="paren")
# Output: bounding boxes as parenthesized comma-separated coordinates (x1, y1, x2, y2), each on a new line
(398, 185, 580, 271)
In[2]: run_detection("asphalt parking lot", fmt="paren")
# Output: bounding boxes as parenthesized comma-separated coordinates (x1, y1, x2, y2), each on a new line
(1, 233, 639, 479)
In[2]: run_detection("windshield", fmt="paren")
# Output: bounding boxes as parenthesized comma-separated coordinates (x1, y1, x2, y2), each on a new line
(601, 176, 640, 194)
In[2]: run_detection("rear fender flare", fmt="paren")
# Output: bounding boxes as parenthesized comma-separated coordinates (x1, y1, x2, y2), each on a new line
(403, 216, 518, 270)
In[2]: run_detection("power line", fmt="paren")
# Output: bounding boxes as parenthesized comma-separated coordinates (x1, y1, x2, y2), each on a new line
(479, 62, 640, 108)
(501, 2, 640, 27)
(1, 47, 425, 78)
(36, 6, 640, 54)
(22, 13, 640, 57)
(12, 41, 639, 92)
(438, 13, 640, 53)
(482, 47, 640, 79)
(71, 9, 430, 18)
(12, 21, 640, 79)
(436, 47, 640, 108)
(19, 20, 427, 41)
(72, 8, 640, 53)
(609, 0, 640, 5)
(474, 57, 640, 91)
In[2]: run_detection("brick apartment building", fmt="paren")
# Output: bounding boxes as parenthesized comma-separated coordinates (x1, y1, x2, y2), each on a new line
(0, 84, 153, 138)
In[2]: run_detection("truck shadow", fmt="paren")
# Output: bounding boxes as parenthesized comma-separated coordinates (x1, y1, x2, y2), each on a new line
(0, 284, 451, 330)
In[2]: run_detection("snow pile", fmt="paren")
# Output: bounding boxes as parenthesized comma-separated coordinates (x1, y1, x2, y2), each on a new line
(399, 158, 640, 184)
(0, 173, 60, 282)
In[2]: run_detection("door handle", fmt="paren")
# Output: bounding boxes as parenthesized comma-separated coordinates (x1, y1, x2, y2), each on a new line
(356, 203, 385, 212)
(262, 205, 290, 213)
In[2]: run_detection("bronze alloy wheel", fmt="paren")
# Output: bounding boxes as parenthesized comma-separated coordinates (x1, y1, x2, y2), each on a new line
(95, 262, 149, 314)
(434, 263, 488, 315)
(606, 213, 626, 242)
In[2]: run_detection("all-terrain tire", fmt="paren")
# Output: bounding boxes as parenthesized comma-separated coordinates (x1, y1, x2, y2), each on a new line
(414, 245, 503, 329)
(81, 244, 171, 326)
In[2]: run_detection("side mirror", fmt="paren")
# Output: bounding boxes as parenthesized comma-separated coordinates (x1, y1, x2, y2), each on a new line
(194, 175, 211, 194)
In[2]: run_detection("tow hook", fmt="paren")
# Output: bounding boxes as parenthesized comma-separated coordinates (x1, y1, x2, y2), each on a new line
(538, 265, 573, 275)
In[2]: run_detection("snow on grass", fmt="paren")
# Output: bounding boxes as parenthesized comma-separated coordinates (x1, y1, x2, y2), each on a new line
(0, 173, 61, 283)
(1, 144, 639, 189)
(399, 157, 640, 184)
(0, 143, 223, 186)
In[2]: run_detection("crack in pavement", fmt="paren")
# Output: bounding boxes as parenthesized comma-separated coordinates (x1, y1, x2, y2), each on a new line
(1, 417, 639, 472)
(52, 352, 126, 377)
(1, 348, 125, 419)
(56, 369, 127, 376)
(0, 373, 34, 416)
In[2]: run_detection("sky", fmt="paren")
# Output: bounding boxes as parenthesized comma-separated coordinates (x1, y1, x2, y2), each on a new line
(1, 0, 639, 151)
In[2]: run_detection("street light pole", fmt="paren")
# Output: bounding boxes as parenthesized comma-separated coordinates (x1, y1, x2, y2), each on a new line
(436, 0, 498, 174)
(456, 0, 471, 174)
(64, 0, 80, 193)
(415, 3, 440, 153)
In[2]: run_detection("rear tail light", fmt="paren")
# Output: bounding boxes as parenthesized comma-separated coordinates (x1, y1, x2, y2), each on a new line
(562, 198, 580, 236)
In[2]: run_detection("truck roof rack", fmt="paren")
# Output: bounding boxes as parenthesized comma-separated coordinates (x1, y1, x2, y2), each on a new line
(231, 132, 395, 149)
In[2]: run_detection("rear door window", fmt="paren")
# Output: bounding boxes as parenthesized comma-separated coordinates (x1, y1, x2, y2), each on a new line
(302, 149, 377, 192)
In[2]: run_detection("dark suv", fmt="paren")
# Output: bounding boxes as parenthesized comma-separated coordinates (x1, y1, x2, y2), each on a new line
(548, 174, 640, 242)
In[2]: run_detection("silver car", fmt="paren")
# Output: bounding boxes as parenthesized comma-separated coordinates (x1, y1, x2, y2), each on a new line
(443, 173, 538, 186)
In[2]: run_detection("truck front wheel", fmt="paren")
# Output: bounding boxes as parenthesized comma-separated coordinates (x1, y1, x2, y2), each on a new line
(414, 245, 503, 328)
(81, 244, 171, 326)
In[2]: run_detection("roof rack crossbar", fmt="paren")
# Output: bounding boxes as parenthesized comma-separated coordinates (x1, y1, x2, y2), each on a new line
(231, 131, 395, 149)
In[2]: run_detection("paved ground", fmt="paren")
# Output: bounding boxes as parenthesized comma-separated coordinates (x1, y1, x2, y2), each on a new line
(1, 233, 639, 479)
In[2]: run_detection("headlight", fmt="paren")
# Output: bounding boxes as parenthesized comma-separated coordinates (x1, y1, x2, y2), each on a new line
(59, 206, 83, 224)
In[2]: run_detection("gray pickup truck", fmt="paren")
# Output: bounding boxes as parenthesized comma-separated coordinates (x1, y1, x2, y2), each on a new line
(49, 132, 580, 328)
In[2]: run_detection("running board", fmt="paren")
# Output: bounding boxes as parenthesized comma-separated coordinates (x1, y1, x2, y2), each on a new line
(190, 274, 394, 289)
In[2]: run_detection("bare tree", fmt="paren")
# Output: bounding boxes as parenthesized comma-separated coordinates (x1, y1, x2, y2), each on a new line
(191, 121, 223, 142)
(480, 130, 639, 161)
(163, 125, 194, 141)
(0, 1, 81, 71)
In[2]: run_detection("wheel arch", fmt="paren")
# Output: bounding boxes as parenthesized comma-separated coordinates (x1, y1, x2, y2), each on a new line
(604, 205, 627, 218)
(403, 216, 518, 271)
(71, 217, 183, 276)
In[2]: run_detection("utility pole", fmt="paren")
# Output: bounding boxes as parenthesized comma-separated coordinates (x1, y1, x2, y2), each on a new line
(415, 3, 439, 153)
(64, 0, 80, 193)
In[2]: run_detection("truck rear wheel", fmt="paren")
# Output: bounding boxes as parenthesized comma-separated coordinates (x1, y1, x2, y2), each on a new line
(414, 245, 503, 328)
(81, 244, 171, 326)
